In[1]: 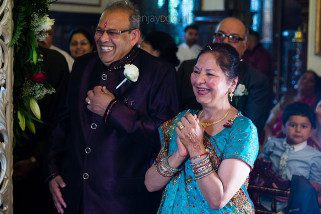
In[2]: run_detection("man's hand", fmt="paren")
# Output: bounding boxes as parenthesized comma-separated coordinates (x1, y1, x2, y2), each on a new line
(49, 175, 67, 213)
(86, 86, 115, 116)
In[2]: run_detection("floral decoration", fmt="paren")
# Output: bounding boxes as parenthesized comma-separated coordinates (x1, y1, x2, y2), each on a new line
(231, 84, 248, 107)
(234, 84, 248, 96)
(11, 0, 56, 142)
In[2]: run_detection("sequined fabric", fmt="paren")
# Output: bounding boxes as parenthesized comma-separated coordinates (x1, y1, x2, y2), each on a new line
(157, 110, 259, 213)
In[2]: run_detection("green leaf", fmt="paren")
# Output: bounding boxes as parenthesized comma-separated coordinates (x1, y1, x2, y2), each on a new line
(26, 119, 36, 134)
(17, 111, 26, 131)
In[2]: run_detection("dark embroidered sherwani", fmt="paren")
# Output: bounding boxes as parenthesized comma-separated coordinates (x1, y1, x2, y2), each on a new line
(47, 47, 179, 214)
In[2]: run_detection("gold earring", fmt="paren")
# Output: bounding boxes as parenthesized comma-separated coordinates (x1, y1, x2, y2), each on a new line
(229, 91, 234, 102)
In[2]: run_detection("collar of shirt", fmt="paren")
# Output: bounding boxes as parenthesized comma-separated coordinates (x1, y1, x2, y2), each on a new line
(284, 140, 307, 152)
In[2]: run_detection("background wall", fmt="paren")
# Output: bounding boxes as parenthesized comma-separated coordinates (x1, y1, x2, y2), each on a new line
(308, 0, 321, 75)
(50, 0, 110, 14)
(202, 0, 224, 11)
(48, 0, 113, 52)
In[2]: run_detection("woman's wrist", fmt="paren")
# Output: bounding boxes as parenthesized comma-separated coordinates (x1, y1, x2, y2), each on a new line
(187, 144, 207, 158)
(190, 151, 208, 161)
(170, 152, 187, 168)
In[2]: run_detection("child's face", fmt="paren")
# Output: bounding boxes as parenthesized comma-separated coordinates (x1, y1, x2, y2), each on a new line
(284, 115, 313, 145)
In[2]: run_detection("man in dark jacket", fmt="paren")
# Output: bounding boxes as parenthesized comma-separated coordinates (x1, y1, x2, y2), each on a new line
(177, 17, 271, 140)
(47, 1, 179, 214)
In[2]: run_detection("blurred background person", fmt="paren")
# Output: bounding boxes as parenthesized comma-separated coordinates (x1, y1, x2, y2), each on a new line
(140, 31, 180, 67)
(39, 28, 74, 72)
(68, 28, 94, 59)
(265, 70, 321, 139)
(310, 99, 321, 151)
(243, 29, 272, 80)
(176, 24, 201, 65)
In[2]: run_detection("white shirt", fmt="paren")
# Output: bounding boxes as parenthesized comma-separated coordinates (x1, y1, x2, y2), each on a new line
(50, 45, 74, 72)
(176, 43, 201, 66)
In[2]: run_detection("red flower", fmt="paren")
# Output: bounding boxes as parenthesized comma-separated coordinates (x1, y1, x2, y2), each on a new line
(32, 72, 46, 83)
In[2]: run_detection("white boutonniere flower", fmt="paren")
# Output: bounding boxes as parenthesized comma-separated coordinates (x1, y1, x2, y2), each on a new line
(234, 84, 248, 96)
(116, 64, 139, 89)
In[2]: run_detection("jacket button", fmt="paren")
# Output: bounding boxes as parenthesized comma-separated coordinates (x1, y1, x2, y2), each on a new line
(83, 173, 89, 180)
(85, 147, 91, 154)
(101, 73, 107, 80)
(90, 123, 97, 129)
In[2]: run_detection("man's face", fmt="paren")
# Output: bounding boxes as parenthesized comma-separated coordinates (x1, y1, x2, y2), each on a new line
(215, 18, 247, 57)
(184, 28, 198, 46)
(38, 29, 53, 49)
(95, 9, 140, 66)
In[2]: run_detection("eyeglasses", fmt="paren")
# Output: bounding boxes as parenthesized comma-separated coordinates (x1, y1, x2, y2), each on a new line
(95, 28, 136, 39)
(213, 32, 244, 44)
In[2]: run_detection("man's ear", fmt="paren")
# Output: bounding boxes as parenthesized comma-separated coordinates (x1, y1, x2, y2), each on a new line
(130, 29, 141, 46)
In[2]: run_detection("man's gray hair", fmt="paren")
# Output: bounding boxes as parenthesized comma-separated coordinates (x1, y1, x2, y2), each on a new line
(105, 0, 140, 29)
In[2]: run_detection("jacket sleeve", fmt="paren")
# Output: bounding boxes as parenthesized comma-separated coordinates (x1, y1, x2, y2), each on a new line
(106, 63, 179, 150)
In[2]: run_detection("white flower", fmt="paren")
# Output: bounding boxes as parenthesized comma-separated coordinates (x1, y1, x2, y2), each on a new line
(124, 64, 139, 82)
(234, 84, 248, 96)
(116, 64, 139, 89)
(31, 14, 55, 41)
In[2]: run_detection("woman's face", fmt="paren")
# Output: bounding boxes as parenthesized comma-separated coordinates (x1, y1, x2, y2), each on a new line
(190, 52, 236, 107)
(315, 100, 321, 125)
(69, 33, 93, 59)
(297, 72, 316, 96)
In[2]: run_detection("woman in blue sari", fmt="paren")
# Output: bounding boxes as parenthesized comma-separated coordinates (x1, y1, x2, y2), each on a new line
(145, 43, 259, 213)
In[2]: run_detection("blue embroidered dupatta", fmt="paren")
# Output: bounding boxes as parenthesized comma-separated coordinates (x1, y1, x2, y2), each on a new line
(157, 110, 259, 214)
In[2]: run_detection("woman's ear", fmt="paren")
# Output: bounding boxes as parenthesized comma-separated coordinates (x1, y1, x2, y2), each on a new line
(229, 77, 238, 92)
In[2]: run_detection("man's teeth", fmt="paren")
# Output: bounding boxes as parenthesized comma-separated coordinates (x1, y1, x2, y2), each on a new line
(101, 46, 113, 51)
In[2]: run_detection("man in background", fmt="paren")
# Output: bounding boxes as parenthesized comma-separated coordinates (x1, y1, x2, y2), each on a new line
(243, 29, 273, 81)
(39, 28, 74, 72)
(176, 24, 202, 65)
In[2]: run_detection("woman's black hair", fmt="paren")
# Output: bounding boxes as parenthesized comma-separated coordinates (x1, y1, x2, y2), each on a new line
(198, 43, 240, 81)
(143, 31, 180, 66)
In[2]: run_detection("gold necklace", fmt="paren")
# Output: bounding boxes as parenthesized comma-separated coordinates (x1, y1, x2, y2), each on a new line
(199, 109, 230, 128)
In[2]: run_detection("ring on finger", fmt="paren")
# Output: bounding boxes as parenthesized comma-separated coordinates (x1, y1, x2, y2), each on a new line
(178, 123, 185, 130)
